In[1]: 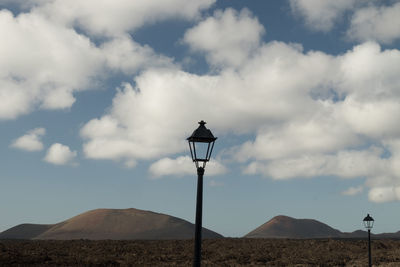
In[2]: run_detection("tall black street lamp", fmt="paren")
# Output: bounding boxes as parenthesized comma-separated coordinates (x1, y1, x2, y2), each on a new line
(363, 214, 374, 267)
(187, 120, 217, 267)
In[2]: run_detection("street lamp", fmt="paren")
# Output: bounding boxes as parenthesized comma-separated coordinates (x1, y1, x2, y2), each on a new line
(187, 120, 217, 267)
(363, 214, 374, 267)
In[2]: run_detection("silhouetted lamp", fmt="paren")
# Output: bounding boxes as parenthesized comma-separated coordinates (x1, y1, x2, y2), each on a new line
(363, 214, 374, 230)
(187, 120, 217, 169)
(187, 120, 217, 267)
(363, 214, 374, 267)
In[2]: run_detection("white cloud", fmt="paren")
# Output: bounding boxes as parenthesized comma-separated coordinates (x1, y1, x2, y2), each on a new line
(290, 0, 400, 44)
(289, 0, 359, 32)
(2, 1, 398, 205)
(0, 10, 103, 119)
(80, 77, 210, 163)
(235, 111, 360, 162)
(10, 127, 46, 151)
(244, 147, 388, 180)
(183, 8, 265, 67)
(347, 2, 400, 44)
(0, 0, 213, 120)
(44, 143, 77, 165)
(337, 43, 400, 138)
(101, 35, 174, 74)
(5, 0, 400, 206)
(80, 38, 400, 199)
(368, 186, 400, 203)
(80, 41, 330, 163)
(34, 0, 216, 37)
(149, 156, 227, 178)
(77, 7, 400, 203)
(342, 186, 363, 196)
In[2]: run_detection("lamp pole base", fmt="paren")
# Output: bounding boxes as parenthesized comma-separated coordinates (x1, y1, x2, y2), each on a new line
(368, 229, 372, 267)
(193, 167, 204, 267)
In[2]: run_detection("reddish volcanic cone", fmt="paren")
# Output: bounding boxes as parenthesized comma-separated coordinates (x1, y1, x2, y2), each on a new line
(35, 208, 222, 240)
(245, 215, 342, 239)
(0, 208, 222, 240)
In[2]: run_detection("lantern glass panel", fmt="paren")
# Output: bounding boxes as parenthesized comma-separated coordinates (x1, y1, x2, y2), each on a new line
(188, 140, 214, 168)
(363, 215, 374, 230)
(365, 220, 374, 229)
(195, 142, 212, 161)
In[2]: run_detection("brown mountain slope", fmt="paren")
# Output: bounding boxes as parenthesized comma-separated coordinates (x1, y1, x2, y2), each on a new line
(0, 208, 222, 240)
(245, 215, 343, 239)
(374, 231, 400, 239)
(0, 224, 54, 239)
(245, 215, 400, 239)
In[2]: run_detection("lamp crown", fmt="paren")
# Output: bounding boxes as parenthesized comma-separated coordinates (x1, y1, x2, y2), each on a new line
(187, 120, 217, 143)
(363, 214, 374, 222)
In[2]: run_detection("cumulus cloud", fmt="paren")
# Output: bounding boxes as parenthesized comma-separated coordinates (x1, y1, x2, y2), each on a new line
(235, 113, 360, 162)
(0, 10, 103, 119)
(368, 186, 400, 203)
(342, 186, 363, 196)
(101, 35, 174, 74)
(183, 8, 265, 67)
(347, 2, 400, 44)
(289, 0, 359, 32)
(149, 156, 227, 178)
(244, 147, 388, 180)
(0, 0, 214, 120)
(81, 41, 334, 164)
(81, 41, 400, 203)
(290, 0, 400, 44)
(44, 143, 77, 165)
(33, 0, 216, 37)
(7, 0, 400, 204)
(81, 74, 219, 164)
(10, 127, 46, 151)
(68, 7, 400, 203)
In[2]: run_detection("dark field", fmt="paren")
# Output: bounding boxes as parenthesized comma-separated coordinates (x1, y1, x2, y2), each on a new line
(1, 238, 400, 266)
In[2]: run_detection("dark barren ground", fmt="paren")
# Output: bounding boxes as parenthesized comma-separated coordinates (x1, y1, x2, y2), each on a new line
(1, 238, 400, 266)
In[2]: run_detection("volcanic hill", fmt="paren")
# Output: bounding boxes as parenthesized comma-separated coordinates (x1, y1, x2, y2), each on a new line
(245, 215, 343, 238)
(0, 208, 223, 240)
(245, 215, 400, 239)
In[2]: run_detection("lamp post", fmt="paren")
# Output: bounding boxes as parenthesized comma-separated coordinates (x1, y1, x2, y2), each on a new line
(363, 214, 374, 267)
(187, 120, 217, 267)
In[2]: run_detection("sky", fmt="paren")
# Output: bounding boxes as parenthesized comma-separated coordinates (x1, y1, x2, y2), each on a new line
(1, 0, 400, 237)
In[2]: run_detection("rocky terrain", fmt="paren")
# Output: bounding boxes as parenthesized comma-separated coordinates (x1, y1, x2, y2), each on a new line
(2, 210, 400, 265)
(1, 238, 400, 266)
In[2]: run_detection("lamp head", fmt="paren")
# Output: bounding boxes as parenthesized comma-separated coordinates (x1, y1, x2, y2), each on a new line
(187, 120, 217, 169)
(363, 214, 374, 230)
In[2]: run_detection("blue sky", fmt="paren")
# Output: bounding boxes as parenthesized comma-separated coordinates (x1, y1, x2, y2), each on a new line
(1, 0, 400, 237)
